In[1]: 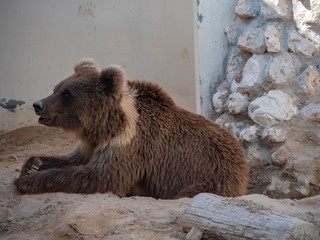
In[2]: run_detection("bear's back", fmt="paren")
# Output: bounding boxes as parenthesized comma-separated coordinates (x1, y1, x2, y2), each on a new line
(126, 80, 248, 199)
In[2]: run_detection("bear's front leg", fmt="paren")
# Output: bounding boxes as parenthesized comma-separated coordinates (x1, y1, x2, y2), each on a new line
(19, 145, 91, 177)
(20, 156, 70, 177)
(14, 166, 99, 194)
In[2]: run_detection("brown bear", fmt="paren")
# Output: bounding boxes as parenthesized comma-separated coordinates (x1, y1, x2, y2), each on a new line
(14, 59, 248, 199)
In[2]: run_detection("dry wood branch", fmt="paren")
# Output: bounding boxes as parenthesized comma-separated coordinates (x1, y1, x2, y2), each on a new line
(183, 193, 319, 240)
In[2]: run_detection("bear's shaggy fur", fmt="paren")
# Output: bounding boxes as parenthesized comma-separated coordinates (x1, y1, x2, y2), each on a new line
(14, 59, 248, 199)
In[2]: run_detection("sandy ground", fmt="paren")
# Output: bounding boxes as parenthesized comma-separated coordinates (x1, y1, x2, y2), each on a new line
(0, 126, 319, 239)
(0, 126, 189, 240)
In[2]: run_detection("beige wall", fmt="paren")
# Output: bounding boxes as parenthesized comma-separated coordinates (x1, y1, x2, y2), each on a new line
(0, 0, 196, 130)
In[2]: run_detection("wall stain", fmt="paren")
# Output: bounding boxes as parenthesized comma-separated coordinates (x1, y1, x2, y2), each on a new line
(78, 2, 96, 17)
(197, 0, 203, 27)
(78, 1, 96, 32)
(0, 98, 25, 112)
(181, 48, 189, 59)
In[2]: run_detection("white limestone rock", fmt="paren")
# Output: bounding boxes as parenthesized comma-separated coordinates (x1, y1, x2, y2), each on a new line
(300, 28, 320, 49)
(263, 126, 288, 143)
(226, 47, 249, 84)
(246, 143, 271, 166)
(213, 0, 320, 200)
(248, 90, 298, 126)
(185, 227, 203, 240)
(300, 99, 320, 122)
(224, 122, 241, 137)
(295, 173, 319, 197)
(228, 92, 249, 115)
(293, 155, 320, 196)
(231, 54, 270, 95)
(260, 0, 291, 20)
(235, 0, 260, 19)
(239, 125, 259, 142)
(225, 20, 245, 45)
(291, 53, 304, 73)
(310, 0, 320, 26)
(296, 65, 320, 96)
(214, 113, 235, 128)
(293, 0, 320, 30)
(237, 28, 267, 54)
(264, 24, 283, 53)
(296, 176, 312, 196)
(292, 0, 310, 29)
(266, 53, 296, 89)
(212, 82, 230, 114)
(271, 145, 292, 166)
(288, 28, 320, 57)
(212, 90, 228, 114)
(284, 126, 320, 197)
(215, 117, 224, 127)
(266, 177, 291, 195)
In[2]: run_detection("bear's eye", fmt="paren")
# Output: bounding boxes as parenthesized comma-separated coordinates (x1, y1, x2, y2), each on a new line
(62, 90, 71, 99)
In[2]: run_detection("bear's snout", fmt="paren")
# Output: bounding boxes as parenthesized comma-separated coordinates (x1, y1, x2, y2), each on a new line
(33, 101, 45, 114)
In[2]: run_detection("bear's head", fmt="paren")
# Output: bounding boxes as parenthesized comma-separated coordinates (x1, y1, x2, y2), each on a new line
(33, 59, 137, 146)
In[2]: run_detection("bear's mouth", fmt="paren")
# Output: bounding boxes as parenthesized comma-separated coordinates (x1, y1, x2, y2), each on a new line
(38, 116, 50, 124)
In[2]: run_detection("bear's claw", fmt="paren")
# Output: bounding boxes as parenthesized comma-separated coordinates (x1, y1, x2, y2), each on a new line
(26, 165, 39, 175)
(20, 156, 42, 176)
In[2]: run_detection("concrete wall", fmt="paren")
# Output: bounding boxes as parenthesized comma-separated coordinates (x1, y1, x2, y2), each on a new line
(0, 0, 196, 130)
(194, 0, 237, 118)
(0, 0, 238, 131)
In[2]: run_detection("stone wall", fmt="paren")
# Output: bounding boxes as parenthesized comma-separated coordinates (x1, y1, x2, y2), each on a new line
(212, 0, 320, 198)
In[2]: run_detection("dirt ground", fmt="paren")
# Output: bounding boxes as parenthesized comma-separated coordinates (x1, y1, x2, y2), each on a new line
(0, 126, 189, 240)
(0, 126, 319, 239)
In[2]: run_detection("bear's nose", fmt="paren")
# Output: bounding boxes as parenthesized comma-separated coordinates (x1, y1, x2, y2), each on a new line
(33, 101, 45, 114)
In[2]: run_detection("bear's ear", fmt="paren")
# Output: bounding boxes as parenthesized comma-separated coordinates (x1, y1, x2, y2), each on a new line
(100, 65, 125, 96)
(74, 58, 98, 73)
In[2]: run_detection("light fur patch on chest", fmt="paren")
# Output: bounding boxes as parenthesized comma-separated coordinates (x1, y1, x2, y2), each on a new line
(110, 84, 138, 146)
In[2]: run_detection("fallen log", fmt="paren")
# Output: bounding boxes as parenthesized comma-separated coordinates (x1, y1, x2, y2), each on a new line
(183, 193, 319, 240)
